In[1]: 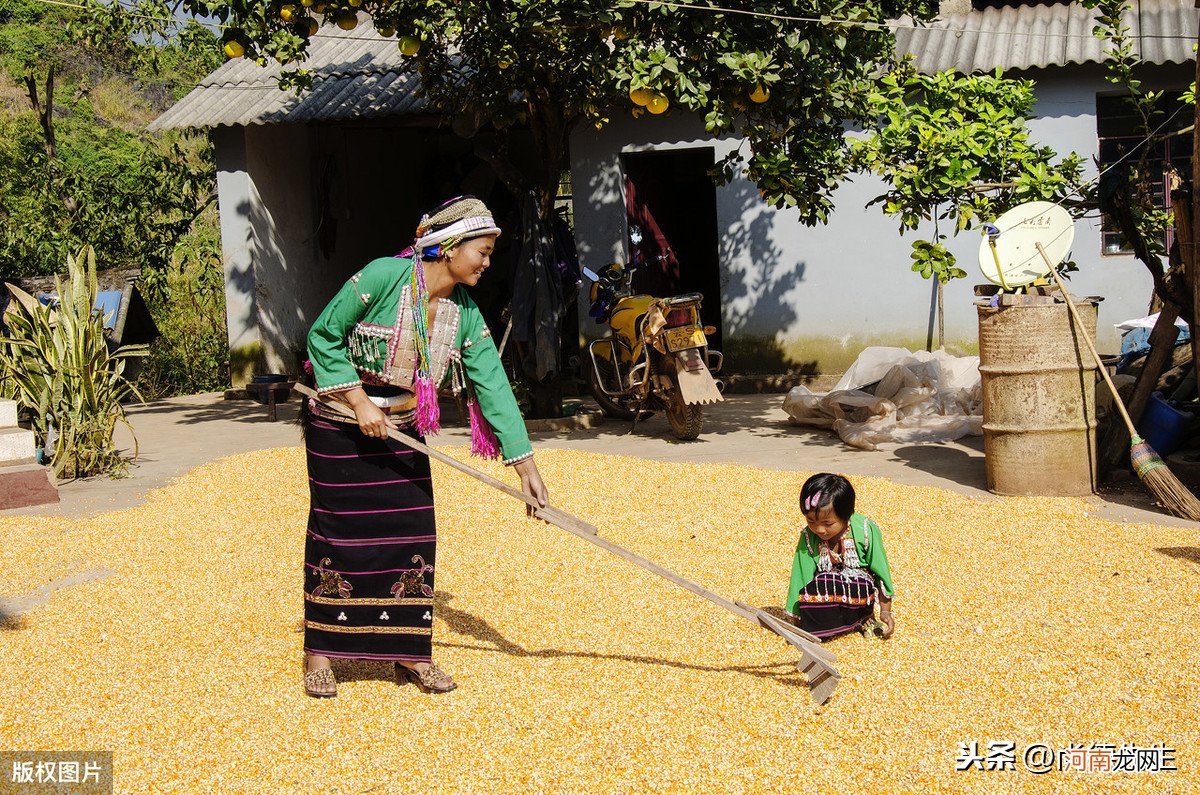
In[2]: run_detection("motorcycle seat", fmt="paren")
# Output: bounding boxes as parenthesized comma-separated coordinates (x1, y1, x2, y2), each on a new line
(661, 293, 704, 306)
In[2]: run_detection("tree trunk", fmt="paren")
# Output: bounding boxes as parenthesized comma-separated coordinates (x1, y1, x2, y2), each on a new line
(471, 131, 528, 197)
(1108, 163, 1192, 323)
(526, 376, 563, 419)
(464, 115, 572, 419)
(1192, 9, 1200, 378)
(1100, 171, 1196, 474)
(25, 68, 57, 161)
(24, 67, 79, 214)
(522, 85, 570, 222)
(937, 280, 945, 349)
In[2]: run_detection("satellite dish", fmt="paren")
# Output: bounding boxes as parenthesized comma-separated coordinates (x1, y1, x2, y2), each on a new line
(977, 201, 1075, 289)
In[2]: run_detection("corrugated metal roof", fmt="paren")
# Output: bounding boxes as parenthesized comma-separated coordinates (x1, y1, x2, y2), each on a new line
(894, 0, 1199, 74)
(148, 15, 430, 130)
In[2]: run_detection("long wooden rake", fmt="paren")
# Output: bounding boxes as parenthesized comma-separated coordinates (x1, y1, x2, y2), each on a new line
(295, 384, 842, 704)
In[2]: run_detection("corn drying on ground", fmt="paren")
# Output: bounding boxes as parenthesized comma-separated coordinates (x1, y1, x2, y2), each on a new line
(0, 446, 1197, 794)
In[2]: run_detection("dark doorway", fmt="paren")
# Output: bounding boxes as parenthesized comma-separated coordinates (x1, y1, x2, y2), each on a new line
(623, 148, 723, 348)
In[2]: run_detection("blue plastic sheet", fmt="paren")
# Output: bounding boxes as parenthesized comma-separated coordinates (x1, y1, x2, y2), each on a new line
(1117, 325, 1191, 370)
(35, 290, 123, 330)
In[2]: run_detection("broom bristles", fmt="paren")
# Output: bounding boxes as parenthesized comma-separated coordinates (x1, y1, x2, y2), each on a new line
(1130, 436, 1200, 521)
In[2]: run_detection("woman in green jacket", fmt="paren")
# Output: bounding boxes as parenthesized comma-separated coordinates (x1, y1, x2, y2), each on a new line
(302, 196, 548, 698)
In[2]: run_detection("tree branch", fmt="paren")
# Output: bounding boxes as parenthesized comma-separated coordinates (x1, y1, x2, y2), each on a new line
(24, 70, 58, 161)
(965, 181, 1018, 193)
(471, 131, 528, 196)
(1109, 167, 1192, 323)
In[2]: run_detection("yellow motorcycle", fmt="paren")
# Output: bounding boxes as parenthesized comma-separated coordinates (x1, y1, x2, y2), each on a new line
(583, 227, 723, 440)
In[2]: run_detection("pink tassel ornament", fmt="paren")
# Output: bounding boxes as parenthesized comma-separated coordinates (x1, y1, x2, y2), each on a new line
(414, 375, 441, 436)
(468, 399, 501, 459)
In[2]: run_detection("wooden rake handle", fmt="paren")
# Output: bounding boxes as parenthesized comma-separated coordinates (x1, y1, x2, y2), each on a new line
(294, 383, 842, 703)
(1036, 243, 1138, 437)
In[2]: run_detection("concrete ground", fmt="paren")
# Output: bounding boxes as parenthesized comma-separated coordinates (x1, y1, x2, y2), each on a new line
(5, 391, 1193, 528)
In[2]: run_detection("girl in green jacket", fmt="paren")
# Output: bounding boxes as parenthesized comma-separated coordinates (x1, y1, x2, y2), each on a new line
(785, 473, 895, 640)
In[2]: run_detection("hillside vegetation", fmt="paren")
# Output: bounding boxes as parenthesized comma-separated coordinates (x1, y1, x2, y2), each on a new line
(0, 0, 228, 397)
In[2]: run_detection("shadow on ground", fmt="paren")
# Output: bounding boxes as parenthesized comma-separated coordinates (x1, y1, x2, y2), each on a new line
(126, 397, 304, 426)
(1156, 546, 1200, 570)
(889, 437, 988, 492)
(0, 608, 22, 631)
(322, 592, 805, 688)
(533, 395, 849, 446)
(1094, 476, 1200, 524)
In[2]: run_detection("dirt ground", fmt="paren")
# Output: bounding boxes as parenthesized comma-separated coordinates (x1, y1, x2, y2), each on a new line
(6, 392, 1194, 529)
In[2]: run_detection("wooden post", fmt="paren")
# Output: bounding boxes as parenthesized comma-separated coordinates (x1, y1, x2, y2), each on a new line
(1099, 304, 1181, 472)
(1191, 5, 1200, 377)
(937, 281, 945, 349)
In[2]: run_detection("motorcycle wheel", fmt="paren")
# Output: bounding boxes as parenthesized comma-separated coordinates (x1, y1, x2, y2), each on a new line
(588, 355, 653, 420)
(665, 388, 704, 440)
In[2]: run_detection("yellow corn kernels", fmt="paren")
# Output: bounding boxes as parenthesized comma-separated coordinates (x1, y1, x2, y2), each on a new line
(0, 447, 1195, 793)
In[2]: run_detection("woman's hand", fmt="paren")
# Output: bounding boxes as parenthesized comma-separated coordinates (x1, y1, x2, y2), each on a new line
(878, 597, 895, 639)
(343, 388, 396, 439)
(512, 457, 548, 517)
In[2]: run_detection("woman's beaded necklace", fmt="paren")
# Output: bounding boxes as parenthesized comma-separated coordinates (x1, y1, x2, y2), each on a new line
(409, 255, 441, 435)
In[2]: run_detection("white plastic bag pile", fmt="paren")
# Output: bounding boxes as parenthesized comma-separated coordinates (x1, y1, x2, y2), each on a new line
(782, 347, 983, 451)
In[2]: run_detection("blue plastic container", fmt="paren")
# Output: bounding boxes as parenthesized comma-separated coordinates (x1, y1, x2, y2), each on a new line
(1136, 392, 1195, 456)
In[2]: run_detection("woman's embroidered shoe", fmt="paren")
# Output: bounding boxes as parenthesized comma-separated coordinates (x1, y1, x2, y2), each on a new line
(396, 662, 457, 693)
(303, 666, 337, 698)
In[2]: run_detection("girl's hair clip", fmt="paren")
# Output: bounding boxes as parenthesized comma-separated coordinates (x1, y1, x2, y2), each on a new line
(803, 489, 822, 511)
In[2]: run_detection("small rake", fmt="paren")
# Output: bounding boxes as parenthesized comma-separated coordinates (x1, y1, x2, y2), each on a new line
(296, 384, 842, 704)
(1038, 243, 1200, 521)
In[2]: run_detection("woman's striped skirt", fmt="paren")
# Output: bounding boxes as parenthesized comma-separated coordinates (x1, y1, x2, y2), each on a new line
(303, 415, 437, 663)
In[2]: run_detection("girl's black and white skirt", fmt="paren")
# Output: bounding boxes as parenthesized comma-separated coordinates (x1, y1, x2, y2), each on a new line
(303, 414, 437, 664)
(790, 569, 878, 640)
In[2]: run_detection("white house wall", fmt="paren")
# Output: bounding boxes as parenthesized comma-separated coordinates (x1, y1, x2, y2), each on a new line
(215, 123, 448, 382)
(570, 65, 1184, 374)
(215, 123, 328, 380)
(214, 126, 259, 380)
(244, 123, 324, 376)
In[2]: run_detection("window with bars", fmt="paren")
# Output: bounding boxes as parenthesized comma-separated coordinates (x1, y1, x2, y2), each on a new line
(1096, 92, 1191, 256)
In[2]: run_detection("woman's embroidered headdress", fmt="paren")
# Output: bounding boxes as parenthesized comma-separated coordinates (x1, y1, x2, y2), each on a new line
(414, 196, 502, 256)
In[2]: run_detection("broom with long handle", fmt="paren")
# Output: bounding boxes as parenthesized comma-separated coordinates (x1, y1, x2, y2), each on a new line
(1036, 243, 1200, 520)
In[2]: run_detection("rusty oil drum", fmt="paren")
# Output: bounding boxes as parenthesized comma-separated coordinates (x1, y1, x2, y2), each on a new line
(977, 300, 1098, 496)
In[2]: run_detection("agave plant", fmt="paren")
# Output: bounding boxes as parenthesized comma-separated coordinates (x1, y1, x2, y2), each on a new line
(0, 247, 147, 479)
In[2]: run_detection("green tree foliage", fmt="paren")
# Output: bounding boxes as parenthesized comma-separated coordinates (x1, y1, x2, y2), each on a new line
(136, 239, 230, 400)
(136, 0, 939, 413)
(0, 0, 222, 279)
(851, 66, 1085, 283)
(173, 0, 938, 223)
(0, 0, 230, 399)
